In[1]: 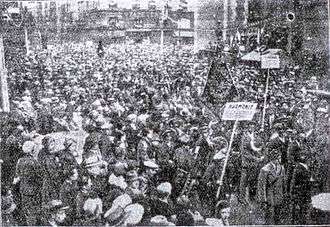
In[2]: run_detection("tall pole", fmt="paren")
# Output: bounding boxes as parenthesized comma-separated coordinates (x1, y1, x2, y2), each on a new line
(0, 35, 10, 112)
(261, 69, 270, 131)
(56, 0, 61, 42)
(24, 27, 31, 55)
(193, 4, 198, 54)
(223, 0, 228, 43)
(216, 120, 239, 201)
(287, 21, 292, 55)
(161, 1, 168, 55)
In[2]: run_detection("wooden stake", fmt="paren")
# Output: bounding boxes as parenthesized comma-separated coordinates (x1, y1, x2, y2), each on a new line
(216, 119, 239, 200)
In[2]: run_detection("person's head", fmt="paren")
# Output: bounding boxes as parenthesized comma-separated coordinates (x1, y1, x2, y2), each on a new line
(162, 129, 176, 143)
(267, 140, 282, 163)
(83, 198, 103, 219)
(126, 170, 140, 189)
(42, 136, 56, 153)
(156, 182, 172, 200)
(286, 128, 297, 138)
(246, 121, 256, 133)
(64, 167, 79, 182)
(52, 207, 67, 224)
(22, 141, 36, 156)
(86, 161, 107, 176)
(143, 160, 159, 178)
(101, 123, 113, 135)
(211, 137, 228, 151)
(297, 150, 309, 163)
(78, 174, 92, 193)
(216, 200, 231, 220)
(45, 200, 68, 224)
(64, 138, 77, 155)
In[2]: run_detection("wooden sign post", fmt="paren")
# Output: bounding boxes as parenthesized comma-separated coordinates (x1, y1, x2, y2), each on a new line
(260, 52, 280, 131)
(216, 102, 257, 201)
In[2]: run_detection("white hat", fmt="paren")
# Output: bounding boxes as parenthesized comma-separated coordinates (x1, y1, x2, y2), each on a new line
(92, 100, 102, 107)
(213, 148, 227, 160)
(143, 160, 159, 169)
(83, 155, 104, 168)
(156, 182, 172, 195)
(108, 173, 127, 190)
(101, 122, 112, 130)
(205, 218, 224, 226)
(150, 215, 175, 226)
(22, 141, 35, 154)
(123, 204, 144, 225)
(83, 198, 103, 216)
(104, 194, 132, 219)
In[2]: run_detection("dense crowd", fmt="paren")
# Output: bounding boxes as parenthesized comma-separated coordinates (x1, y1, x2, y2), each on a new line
(0, 41, 328, 226)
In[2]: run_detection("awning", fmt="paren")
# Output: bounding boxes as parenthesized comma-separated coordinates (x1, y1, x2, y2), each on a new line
(241, 50, 261, 61)
(241, 48, 283, 62)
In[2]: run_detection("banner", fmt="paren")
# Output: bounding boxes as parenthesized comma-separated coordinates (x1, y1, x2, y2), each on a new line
(202, 61, 238, 105)
(222, 102, 257, 121)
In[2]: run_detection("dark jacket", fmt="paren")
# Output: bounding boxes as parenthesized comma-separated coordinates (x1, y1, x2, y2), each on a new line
(148, 198, 175, 219)
(40, 153, 64, 204)
(290, 162, 312, 203)
(2, 133, 25, 187)
(15, 153, 43, 196)
(98, 133, 116, 163)
(58, 149, 78, 171)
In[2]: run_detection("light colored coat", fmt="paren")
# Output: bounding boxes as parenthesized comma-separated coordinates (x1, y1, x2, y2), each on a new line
(257, 161, 286, 206)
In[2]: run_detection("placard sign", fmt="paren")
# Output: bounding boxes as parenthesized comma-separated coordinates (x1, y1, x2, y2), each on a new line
(261, 54, 280, 69)
(222, 102, 257, 121)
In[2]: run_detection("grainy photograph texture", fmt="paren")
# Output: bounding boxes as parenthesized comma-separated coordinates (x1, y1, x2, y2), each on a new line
(0, 0, 329, 226)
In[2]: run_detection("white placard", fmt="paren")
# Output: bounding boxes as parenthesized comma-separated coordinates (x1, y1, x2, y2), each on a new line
(222, 102, 258, 121)
(261, 54, 280, 69)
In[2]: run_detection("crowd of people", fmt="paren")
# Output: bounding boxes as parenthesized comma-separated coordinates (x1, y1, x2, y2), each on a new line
(0, 40, 328, 226)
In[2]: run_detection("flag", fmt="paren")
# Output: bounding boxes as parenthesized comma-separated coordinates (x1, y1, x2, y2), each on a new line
(202, 61, 238, 105)
(179, 0, 188, 11)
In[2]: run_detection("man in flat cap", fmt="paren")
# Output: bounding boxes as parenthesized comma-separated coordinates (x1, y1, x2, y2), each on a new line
(239, 121, 265, 206)
(13, 141, 43, 225)
(202, 146, 230, 216)
(289, 150, 313, 225)
(43, 199, 69, 226)
(257, 140, 286, 225)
